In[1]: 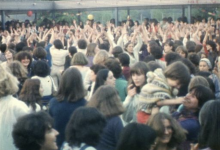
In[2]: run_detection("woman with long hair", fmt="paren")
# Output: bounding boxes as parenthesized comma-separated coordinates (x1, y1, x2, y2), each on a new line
(87, 85, 124, 150)
(8, 60, 28, 96)
(86, 43, 99, 67)
(148, 113, 186, 150)
(19, 79, 42, 112)
(49, 67, 87, 149)
(15, 51, 32, 76)
(123, 61, 149, 123)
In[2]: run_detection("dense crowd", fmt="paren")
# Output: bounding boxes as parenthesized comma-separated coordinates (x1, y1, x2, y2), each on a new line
(0, 14, 220, 150)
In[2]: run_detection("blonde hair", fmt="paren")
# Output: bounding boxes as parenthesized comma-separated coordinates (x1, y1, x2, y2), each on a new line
(93, 50, 109, 65)
(0, 65, 19, 98)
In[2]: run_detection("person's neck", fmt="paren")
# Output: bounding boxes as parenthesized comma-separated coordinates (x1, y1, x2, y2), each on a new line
(156, 143, 168, 150)
(7, 58, 13, 63)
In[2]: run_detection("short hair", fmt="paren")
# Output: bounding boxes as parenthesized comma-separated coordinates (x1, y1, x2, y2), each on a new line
(147, 61, 162, 72)
(144, 55, 156, 63)
(86, 43, 97, 57)
(199, 100, 220, 150)
(87, 85, 125, 117)
(173, 40, 183, 51)
(112, 46, 123, 58)
(16, 42, 26, 52)
(164, 40, 174, 51)
(176, 45, 188, 58)
(150, 46, 163, 59)
(37, 41, 46, 48)
(0, 65, 19, 98)
(22, 46, 33, 52)
(188, 76, 209, 91)
(77, 39, 87, 49)
(56, 67, 85, 102)
(188, 53, 200, 66)
(147, 113, 186, 149)
(105, 58, 122, 79)
(93, 69, 110, 93)
(189, 85, 215, 109)
(33, 47, 47, 60)
(206, 40, 216, 51)
(65, 107, 106, 147)
(99, 42, 110, 52)
(71, 52, 88, 66)
(19, 79, 41, 111)
(93, 50, 109, 65)
(68, 46, 77, 57)
(8, 42, 16, 51)
(165, 52, 182, 66)
(164, 61, 190, 86)
(118, 53, 130, 66)
(53, 39, 64, 49)
(12, 111, 54, 150)
(116, 123, 156, 150)
(32, 60, 50, 77)
(90, 64, 106, 75)
(186, 41, 196, 53)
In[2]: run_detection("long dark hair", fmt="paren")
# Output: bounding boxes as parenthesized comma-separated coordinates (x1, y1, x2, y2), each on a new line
(56, 67, 85, 102)
(19, 79, 41, 111)
(93, 69, 109, 94)
(199, 100, 220, 150)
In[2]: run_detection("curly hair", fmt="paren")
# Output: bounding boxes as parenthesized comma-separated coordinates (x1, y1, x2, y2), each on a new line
(12, 111, 54, 150)
(0, 65, 19, 98)
(19, 79, 42, 111)
(65, 107, 106, 147)
(147, 113, 186, 149)
(32, 60, 50, 77)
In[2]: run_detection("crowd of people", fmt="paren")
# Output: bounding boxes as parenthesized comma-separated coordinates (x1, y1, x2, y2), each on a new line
(0, 14, 220, 150)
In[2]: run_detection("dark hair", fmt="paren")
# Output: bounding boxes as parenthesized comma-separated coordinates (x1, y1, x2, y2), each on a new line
(37, 41, 46, 48)
(164, 40, 174, 51)
(173, 40, 183, 51)
(68, 46, 77, 57)
(90, 64, 106, 74)
(88, 85, 124, 117)
(186, 41, 196, 53)
(93, 69, 109, 93)
(56, 67, 85, 102)
(147, 61, 162, 72)
(199, 100, 220, 150)
(22, 46, 33, 52)
(188, 53, 200, 66)
(164, 61, 190, 86)
(181, 58, 196, 75)
(99, 42, 110, 52)
(19, 79, 41, 111)
(118, 53, 130, 67)
(77, 39, 87, 49)
(16, 42, 26, 52)
(65, 107, 106, 147)
(53, 39, 64, 49)
(148, 113, 186, 149)
(112, 46, 123, 58)
(189, 85, 215, 109)
(0, 43, 7, 53)
(165, 52, 182, 66)
(12, 111, 54, 150)
(32, 60, 50, 77)
(116, 123, 156, 150)
(8, 42, 16, 50)
(105, 58, 122, 78)
(33, 47, 47, 60)
(144, 55, 156, 63)
(150, 45, 163, 59)
(15, 51, 32, 69)
(206, 40, 217, 51)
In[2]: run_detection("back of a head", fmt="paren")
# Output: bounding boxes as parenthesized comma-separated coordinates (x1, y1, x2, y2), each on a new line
(186, 41, 196, 53)
(164, 61, 190, 86)
(199, 100, 220, 150)
(112, 46, 123, 58)
(150, 45, 163, 59)
(116, 122, 156, 150)
(93, 50, 109, 65)
(165, 52, 182, 66)
(77, 39, 87, 49)
(33, 60, 50, 77)
(57, 67, 84, 102)
(53, 39, 64, 49)
(65, 107, 106, 147)
(188, 76, 209, 91)
(99, 42, 110, 52)
(16, 42, 26, 53)
(90, 64, 106, 74)
(0, 44, 7, 53)
(71, 52, 88, 66)
(68, 46, 77, 57)
(105, 58, 122, 79)
(33, 47, 47, 60)
(12, 111, 53, 150)
(118, 53, 130, 67)
(147, 61, 162, 72)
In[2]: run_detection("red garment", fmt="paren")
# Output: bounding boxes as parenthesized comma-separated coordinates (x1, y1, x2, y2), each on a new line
(137, 111, 151, 124)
